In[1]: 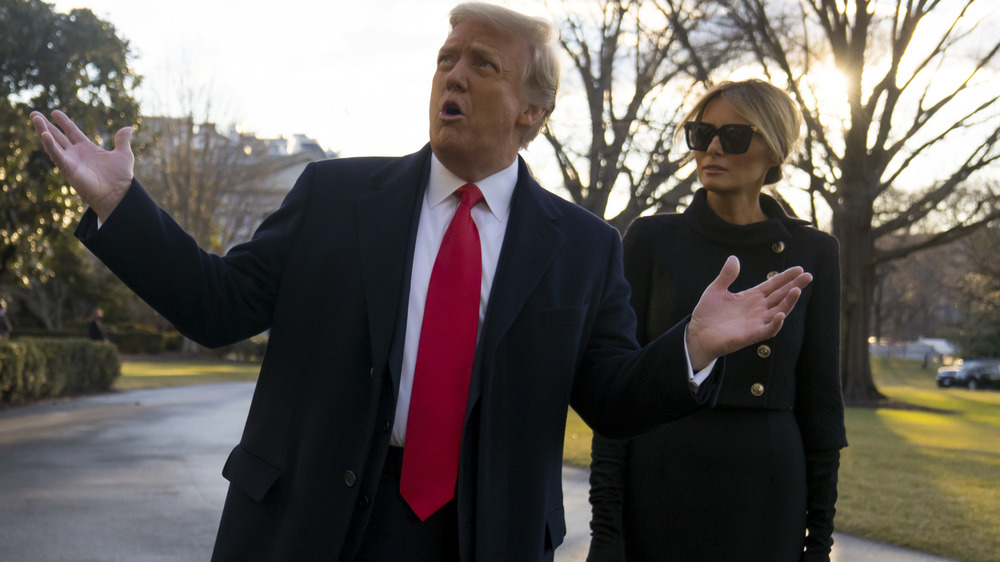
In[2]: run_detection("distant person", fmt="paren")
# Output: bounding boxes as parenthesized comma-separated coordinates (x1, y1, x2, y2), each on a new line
(0, 300, 10, 339)
(87, 307, 107, 342)
(29, 5, 812, 560)
(588, 79, 847, 562)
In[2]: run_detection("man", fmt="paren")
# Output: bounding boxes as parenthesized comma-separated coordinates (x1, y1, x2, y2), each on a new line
(31, 4, 811, 560)
(0, 300, 10, 339)
(87, 307, 107, 342)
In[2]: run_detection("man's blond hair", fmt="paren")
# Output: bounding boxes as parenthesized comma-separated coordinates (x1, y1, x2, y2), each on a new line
(450, 3, 561, 148)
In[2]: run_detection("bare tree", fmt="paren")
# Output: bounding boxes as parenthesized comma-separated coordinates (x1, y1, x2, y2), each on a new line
(543, 0, 742, 231)
(723, 0, 1000, 403)
(129, 84, 327, 352)
(134, 116, 303, 253)
(214, 141, 321, 252)
(872, 234, 965, 343)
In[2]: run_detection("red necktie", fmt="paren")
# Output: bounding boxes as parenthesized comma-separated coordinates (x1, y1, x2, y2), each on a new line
(400, 184, 484, 521)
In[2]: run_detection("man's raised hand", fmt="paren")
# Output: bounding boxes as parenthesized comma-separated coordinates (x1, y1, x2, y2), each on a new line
(30, 110, 134, 222)
(686, 256, 813, 370)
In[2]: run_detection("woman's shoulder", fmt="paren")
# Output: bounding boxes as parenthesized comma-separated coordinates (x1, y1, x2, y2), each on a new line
(624, 212, 687, 238)
(788, 221, 839, 250)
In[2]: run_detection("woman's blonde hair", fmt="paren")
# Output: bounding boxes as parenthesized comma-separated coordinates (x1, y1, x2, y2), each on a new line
(678, 79, 802, 184)
(450, 3, 561, 148)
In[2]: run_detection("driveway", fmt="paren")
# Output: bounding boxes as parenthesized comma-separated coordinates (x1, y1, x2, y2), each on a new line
(0, 383, 954, 561)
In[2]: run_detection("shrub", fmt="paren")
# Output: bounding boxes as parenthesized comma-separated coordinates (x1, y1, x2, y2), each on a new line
(204, 333, 269, 362)
(11, 323, 182, 356)
(108, 323, 169, 354)
(0, 338, 120, 405)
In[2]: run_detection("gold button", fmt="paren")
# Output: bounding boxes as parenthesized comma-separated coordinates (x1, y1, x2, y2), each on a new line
(757, 344, 771, 358)
(772, 241, 786, 253)
(751, 383, 765, 396)
(766, 271, 779, 280)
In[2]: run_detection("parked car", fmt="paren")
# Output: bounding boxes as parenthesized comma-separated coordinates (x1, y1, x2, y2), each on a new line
(936, 359, 1000, 390)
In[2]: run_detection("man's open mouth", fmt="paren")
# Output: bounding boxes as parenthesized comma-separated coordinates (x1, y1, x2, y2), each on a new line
(442, 102, 463, 116)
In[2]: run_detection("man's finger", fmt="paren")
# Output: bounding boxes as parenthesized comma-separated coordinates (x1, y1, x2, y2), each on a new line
(769, 286, 803, 320)
(30, 112, 65, 150)
(31, 115, 66, 165)
(763, 271, 812, 308)
(40, 112, 71, 149)
(708, 255, 741, 292)
(757, 265, 806, 296)
(113, 126, 134, 153)
(765, 312, 787, 336)
(51, 109, 89, 144)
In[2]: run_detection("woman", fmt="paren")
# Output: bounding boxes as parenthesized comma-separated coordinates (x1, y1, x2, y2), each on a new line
(588, 79, 847, 561)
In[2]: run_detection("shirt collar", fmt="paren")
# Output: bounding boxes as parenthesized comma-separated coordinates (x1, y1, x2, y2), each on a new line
(428, 155, 517, 222)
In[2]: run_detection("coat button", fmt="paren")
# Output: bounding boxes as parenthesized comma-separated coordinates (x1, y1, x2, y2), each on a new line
(344, 471, 357, 487)
(766, 271, 779, 280)
(751, 383, 765, 396)
(772, 241, 786, 253)
(757, 344, 771, 358)
(369, 368, 375, 379)
(357, 495, 370, 509)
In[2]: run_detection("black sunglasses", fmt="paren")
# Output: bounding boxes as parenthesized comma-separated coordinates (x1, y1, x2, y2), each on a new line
(684, 122, 760, 154)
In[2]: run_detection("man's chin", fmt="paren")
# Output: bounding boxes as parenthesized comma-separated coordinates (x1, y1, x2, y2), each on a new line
(430, 134, 470, 159)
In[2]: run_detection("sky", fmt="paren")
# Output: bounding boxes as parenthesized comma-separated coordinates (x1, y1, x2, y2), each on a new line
(50, 0, 547, 158)
(47, 0, 999, 220)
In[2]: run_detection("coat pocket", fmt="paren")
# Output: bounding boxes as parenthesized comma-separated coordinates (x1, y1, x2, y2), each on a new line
(221, 443, 282, 502)
(544, 504, 567, 552)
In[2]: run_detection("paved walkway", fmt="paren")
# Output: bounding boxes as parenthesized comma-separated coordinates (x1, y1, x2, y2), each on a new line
(0, 383, 956, 561)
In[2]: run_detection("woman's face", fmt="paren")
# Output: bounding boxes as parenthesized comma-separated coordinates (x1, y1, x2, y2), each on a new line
(692, 97, 778, 196)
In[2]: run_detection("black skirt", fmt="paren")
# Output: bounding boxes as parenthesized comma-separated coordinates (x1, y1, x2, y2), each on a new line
(620, 408, 807, 561)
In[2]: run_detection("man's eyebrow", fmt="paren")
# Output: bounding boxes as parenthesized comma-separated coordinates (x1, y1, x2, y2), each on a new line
(437, 40, 501, 58)
(469, 43, 503, 65)
(472, 45, 497, 58)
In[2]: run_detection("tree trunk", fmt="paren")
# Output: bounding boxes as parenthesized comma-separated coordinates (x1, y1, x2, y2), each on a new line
(836, 183, 887, 405)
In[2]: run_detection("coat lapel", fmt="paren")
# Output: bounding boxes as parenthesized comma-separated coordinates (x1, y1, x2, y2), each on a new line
(473, 157, 565, 383)
(357, 149, 565, 415)
(357, 145, 431, 390)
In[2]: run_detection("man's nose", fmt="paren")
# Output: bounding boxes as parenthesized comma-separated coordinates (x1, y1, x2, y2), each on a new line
(445, 60, 469, 91)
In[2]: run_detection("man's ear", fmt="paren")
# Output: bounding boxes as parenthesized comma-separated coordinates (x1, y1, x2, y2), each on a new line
(517, 104, 546, 129)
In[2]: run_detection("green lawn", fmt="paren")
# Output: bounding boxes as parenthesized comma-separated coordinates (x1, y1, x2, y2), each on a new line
(836, 358, 1000, 562)
(118, 355, 998, 561)
(564, 358, 1000, 562)
(116, 355, 261, 389)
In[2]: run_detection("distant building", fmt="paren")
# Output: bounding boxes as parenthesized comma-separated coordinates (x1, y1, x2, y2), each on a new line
(869, 337, 958, 363)
(135, 116, 337, 251)
(217, 132, 337, 250)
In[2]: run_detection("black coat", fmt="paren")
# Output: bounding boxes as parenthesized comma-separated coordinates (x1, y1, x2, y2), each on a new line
(77, 146, 722, 561)
(589, 189, 847, 561)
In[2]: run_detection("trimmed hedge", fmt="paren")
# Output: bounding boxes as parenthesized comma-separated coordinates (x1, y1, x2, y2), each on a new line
(205, 334, 269, 362)
(0, 338, 120, 405)
(11, 326, 182, 355)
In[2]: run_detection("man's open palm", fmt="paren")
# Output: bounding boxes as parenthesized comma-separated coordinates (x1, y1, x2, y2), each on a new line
(30, 110, 134, 221)
(687, 256, 812, 370)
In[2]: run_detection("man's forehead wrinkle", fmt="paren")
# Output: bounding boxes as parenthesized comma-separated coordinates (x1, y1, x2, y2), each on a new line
(440, 37, 504, 59)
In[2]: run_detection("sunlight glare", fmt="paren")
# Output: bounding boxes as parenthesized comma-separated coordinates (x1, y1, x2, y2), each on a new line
(801, 66, 851, 129)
